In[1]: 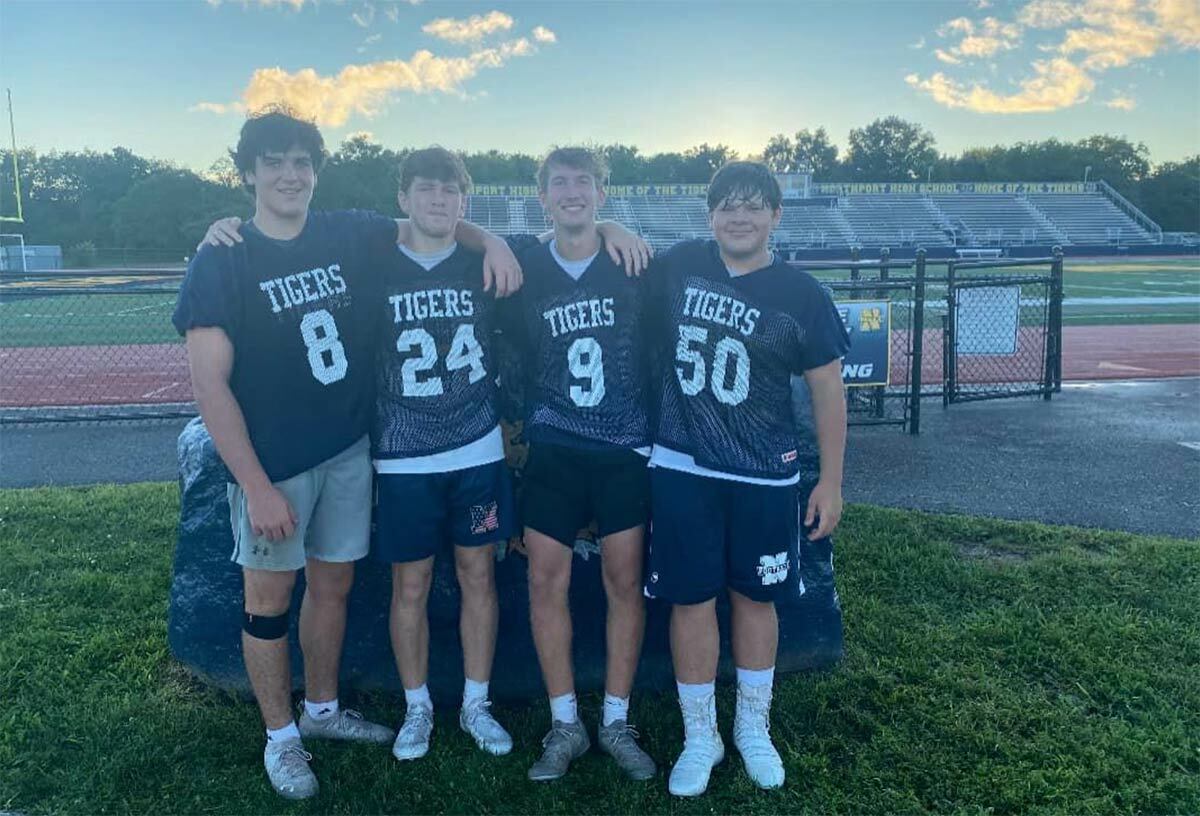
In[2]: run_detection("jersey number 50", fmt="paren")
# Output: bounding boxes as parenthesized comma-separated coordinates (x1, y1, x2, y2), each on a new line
(675, 325, 750, 406)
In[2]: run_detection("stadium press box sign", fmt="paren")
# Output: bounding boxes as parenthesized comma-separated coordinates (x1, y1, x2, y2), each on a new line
(835, 300, 890, 387)
(813, 181, 1090, 196)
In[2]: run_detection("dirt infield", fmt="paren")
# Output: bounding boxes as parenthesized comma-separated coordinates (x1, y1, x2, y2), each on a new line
(1, 325, 1198, 408)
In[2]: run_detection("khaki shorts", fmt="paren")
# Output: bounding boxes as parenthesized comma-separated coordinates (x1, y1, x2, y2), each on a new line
(229, 435, 372, 572)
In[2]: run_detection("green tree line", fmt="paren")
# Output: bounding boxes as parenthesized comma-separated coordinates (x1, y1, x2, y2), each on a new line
(0, 116, 1195, 264)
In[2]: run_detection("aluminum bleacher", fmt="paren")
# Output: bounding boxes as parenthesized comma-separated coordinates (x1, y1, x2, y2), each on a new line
(1025, 193, 1155, 245)
(454, 183, 1161, 251)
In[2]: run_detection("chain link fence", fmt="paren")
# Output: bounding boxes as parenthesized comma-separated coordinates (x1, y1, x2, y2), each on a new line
(0, 251, 1062, 429)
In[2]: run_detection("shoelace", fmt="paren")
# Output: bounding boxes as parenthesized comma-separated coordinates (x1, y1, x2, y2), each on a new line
(606, 723, 642, 745)
(541, 725, 575, 750)
(400, 708, 433, 735)
(279, 744, 313, 763)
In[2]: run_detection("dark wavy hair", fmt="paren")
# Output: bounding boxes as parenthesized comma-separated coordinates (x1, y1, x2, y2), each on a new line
(706, 161, 782, 212)
(229, 107, 326, 190)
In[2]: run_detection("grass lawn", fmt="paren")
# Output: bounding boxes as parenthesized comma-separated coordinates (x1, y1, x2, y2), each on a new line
(1, 484, 1197, 815)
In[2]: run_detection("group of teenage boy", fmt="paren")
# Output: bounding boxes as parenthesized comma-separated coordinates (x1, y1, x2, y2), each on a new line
(173, 109, 849, 801)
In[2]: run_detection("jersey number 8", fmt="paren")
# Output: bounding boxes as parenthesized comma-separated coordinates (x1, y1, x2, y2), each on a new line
(675, 324, 750, 406)
(300, 309, 349, 385)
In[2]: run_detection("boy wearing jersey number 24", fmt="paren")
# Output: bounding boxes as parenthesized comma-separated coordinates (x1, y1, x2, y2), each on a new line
(179, 113, 521, 801)
(646, 162, 850, 797)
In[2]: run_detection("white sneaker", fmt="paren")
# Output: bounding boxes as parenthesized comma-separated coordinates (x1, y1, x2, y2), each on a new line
(392, 704, 434, 761)
(733, 684, 784, 789)
(668, 693, 724, 797)
(459, 699, 513, 756)
(264, 737, 318, 800)
(298, 707, 394, 745)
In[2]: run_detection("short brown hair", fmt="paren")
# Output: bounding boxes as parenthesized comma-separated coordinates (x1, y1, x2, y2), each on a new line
(536, 147, 609, 192)
(399, 146, 472, 194)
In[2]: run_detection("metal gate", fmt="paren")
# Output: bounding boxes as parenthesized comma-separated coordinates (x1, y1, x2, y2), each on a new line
(942, 251, 1063, 405)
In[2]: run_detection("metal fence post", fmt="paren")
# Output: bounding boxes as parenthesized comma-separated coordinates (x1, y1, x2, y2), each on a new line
(909, 248, 926, 434)
(1045, 246, 1064, 399)
(944, 258, 957, 407)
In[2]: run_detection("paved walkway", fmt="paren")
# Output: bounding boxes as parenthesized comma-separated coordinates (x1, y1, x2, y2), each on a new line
(2, 378, 1196, 539)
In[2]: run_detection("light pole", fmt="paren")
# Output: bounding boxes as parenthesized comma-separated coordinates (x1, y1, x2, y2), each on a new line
(1083, 165, 1092, 185)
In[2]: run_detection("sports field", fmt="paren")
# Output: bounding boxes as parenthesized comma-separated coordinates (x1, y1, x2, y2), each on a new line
(1, 484, 1196, 814)
(0, 257, 1196, 349)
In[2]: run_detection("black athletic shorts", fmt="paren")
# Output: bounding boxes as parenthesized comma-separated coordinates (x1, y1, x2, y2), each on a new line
(521, 442, 650, 547)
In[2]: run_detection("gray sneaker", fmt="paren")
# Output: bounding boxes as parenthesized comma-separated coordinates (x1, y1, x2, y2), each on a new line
(264, 737, 318, 800)
(298, 707, 394, 745)
(598, 720, 656, 781)
(527, 719, 590, 781)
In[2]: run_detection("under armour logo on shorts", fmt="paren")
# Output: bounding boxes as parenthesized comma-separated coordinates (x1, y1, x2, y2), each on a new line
(757, 552, 789, 586)
(470, 501, 500, 535)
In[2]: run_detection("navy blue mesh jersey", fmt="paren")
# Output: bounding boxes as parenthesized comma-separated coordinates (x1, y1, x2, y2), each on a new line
(650, 239, 850, 479)
(372, 245, 500, 459)
(172, 209, 396, 482)
(501, 238, 651, 450)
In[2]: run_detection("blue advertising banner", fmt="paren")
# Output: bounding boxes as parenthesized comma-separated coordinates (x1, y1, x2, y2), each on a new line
(835, 300, 891, 387)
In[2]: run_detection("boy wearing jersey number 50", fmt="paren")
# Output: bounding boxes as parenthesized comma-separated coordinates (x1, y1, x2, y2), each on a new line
(177, 113, 521, 801)
(646, 162, 850, 797)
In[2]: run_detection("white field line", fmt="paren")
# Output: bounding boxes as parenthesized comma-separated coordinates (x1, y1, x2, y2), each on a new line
(140, 381, 184, 399)
(1178, 442, 1200, 453)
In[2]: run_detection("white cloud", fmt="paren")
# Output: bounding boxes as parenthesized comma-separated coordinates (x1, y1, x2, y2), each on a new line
(910, 36, 927, 49)
(912, 0, 1199, 113)
(906, 57, 1095, 113)
(422, 10, 513, 43)
(532, 26, 557, 43)
(206, 0, 307, 9)
(189, 101, 244, 114)
(235, 38, 538, 126)
(1105, 94, 1137, 109)
(352, 2, 375, 28)
(385, 4, 399, 22)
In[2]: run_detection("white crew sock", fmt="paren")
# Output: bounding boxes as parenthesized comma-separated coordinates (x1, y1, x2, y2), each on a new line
(463, 677, 490, 708)
(405, 684, 433, 710)
(266, 721, 301, 743)
(304, 697, 339, 721)
(676, 681, 717, 737)
(602, 693, 630, 727)
(736, 666, 775, 690)
(549, 692, 578, 724)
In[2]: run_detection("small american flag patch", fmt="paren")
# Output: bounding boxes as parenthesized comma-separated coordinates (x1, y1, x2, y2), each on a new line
(470, 501, 500, 535)
(781, 450, 798, 463)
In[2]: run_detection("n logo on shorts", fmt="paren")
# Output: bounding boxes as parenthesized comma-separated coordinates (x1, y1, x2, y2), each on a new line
(470, 501, 500, 535)
(757, 552, 789, 586)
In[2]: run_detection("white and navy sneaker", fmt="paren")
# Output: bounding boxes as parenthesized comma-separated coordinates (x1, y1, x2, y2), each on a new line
(459, 699, 513, 756)
(392, 705, 434, 761)
(733, 684, 784, 789)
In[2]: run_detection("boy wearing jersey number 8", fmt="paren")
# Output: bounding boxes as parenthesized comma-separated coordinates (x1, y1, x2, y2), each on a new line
(503, 148, 657, 782)
(183, 116, 522, 801)
(645, 162, 850, 797)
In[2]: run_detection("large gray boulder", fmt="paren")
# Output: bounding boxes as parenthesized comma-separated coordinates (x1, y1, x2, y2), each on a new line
(168, 407, 842, 704)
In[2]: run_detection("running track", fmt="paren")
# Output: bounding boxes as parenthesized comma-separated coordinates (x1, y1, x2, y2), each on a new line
(1, 324, 1198, 408)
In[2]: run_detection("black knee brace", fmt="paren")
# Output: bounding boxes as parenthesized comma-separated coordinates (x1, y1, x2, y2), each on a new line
(243, 610, 289, 640)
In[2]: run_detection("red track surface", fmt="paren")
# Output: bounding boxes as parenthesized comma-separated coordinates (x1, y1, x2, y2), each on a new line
(1, 325, 1198, 408)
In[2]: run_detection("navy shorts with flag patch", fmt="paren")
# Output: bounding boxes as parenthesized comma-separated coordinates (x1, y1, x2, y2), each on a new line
(373, 461, 515, 563)
(645, 467, 801, 605)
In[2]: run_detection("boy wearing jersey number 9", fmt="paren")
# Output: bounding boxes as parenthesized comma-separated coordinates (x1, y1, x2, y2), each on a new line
(645, 162, 850, 796)
(504, 148, 657, 782)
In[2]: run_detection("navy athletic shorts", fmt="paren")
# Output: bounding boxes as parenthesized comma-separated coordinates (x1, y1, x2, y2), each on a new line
(645, 466, 803, 605)
(373, 460, 515, 563)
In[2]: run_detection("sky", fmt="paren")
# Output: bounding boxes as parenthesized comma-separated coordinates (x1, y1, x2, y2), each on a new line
(1, 0, 1197, 173)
